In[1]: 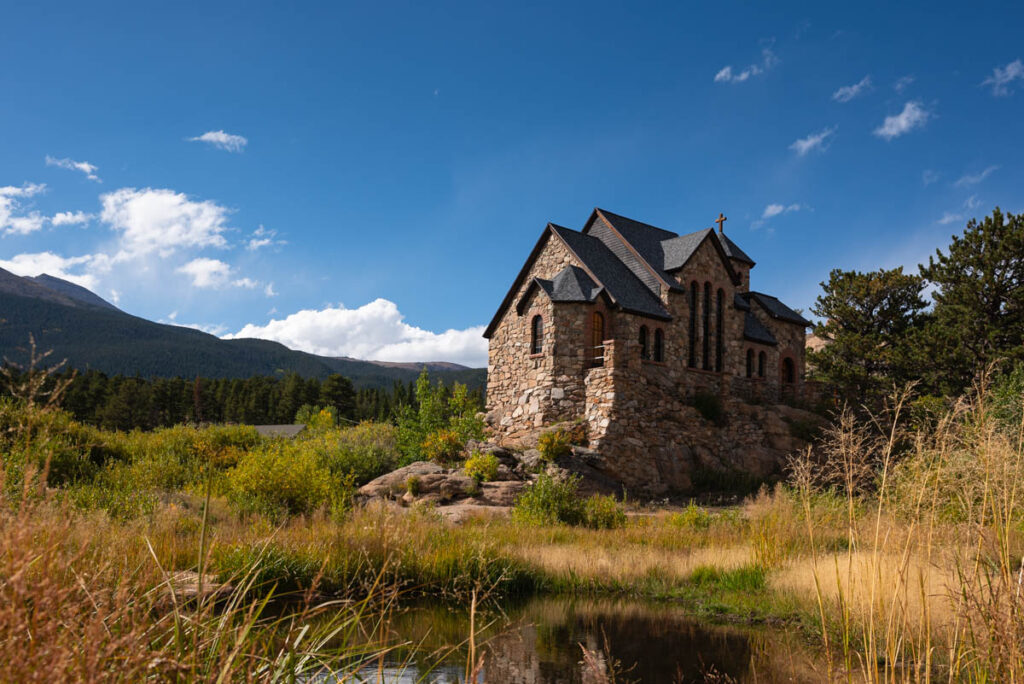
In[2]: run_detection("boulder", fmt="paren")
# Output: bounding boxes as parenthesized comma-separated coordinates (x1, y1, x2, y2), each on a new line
(359, 461, 475, 502)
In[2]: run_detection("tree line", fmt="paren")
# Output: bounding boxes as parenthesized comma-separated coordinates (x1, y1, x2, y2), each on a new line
(0, 367, 485, 431)
(810, 207, 1024, 406)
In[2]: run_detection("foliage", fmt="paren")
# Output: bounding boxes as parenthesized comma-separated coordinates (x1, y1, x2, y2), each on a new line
(226, 441, 336, 517)
(669, 502, 713, 530)
(405, 475, 421, 496)
(582, 494, 627, 529)
(395, 369, 484, 464)
(922, 207, 1024, 395)
(809, 266, 928, 403)
(512, 473, 585, 525)
(691, 390, 726, 425)
(537, 429, 572, 463)
(295, 404, 337, 429)
(464, 451, 499, 483)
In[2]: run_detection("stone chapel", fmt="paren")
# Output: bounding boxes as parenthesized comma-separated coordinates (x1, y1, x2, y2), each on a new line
(482, 208, 811, 490)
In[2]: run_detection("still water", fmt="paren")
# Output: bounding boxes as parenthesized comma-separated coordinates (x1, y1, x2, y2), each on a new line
(351, 597, 820, 683)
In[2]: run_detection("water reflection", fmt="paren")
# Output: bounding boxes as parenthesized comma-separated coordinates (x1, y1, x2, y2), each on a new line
(353, 597, 820, 683)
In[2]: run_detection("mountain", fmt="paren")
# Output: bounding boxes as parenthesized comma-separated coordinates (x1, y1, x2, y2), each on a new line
(0, 269, 486, 390)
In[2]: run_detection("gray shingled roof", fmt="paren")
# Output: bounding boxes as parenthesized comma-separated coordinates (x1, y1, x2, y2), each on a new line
(253, 424, 306, 439)
(717, 233, 756, 265)
(662, 228, 715, 271)
(550, 224, 671, 319)
(733, 293, 751, 311)
(743, 312, 778, 345)
(592, 209, 686, 291)
(541, 265, 602, 301)
(744, 292, 811, 326)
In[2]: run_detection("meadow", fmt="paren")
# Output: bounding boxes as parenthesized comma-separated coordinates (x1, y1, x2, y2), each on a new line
(3, 365, 1024, 681)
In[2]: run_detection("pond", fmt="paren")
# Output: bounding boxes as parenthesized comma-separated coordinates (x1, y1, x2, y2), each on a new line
(348, 597, 822, 683)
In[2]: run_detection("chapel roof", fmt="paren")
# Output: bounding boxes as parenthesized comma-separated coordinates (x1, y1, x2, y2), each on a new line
(741, 291, 812, 327)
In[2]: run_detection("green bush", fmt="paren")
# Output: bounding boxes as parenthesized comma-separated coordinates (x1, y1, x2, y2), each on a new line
(226, 442, 336, 517)
(422, 428, 463, 464)
(512, 473, 584, 525)
(537, 429, 572, 463)
(304, 421, 399, 485)
(583, 494, 626, 529)
(691, 390, 725, 425)
(463, 451, 499, 483)
(405, 475, 422, 496)
(668, 502, 713, 530)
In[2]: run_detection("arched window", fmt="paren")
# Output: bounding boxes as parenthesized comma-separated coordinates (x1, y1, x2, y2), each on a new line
(782, 357, 796, 384)
(688, 282, 698, 368)
(758, 351, 766, 378)
(715, 288, 724, 372)
(702, 282, 711, 370)
(639, 325, 649, 360)
(746, 349, 754, 378)
(530, 315, 543, 355)
(654, 329, 664, 362)
(591, 312, 605, 365)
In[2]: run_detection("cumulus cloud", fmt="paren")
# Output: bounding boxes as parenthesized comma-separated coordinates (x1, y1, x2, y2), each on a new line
(874, 101, 930, 140)
(954, 165, 999, 187)
(832, 75, 872, 102)
(789, 127, 836, 156)
(51, 210, 91, 226)
(264, 282, 277, 297)
(100, 187, 232, 258)
(45, 155, 101, 182)
(714, 48, 779, 83)
(188, 130, 248, 152)
(982, 59, 1024, 96)
(174, 257, 254, 289)
(0, 251, 111, 290)
(225, 298, 488, 367)
(0, 183, 47, 235)
(937, 212, 963, 225)
(752, 203, 802, 229)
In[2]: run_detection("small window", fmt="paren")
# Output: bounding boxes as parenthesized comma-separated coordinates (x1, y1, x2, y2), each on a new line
(715, 288, 724, 372)
(702, 282, 711, 370)
(654, 329, 664, 362)
(782, 357, 796, 384)
(530, 315, 543, 355)
(758, 351, 766, 378)
(591, 312, 605, 365)
(639, 326, 649, 360)
(746, 349, 754, 378)
(688, 282, 698, 368)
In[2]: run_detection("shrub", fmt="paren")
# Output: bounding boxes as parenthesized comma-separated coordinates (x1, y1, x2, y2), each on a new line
(308, 421, 399, 485)
(537, 429, 572, 463)
(583, 494, 626, 529)
(405, 475, 421, 496)
(422, 428, 463, 464)
(295, 405, 337, 430)
(691, 390, 725, 425)
(669, 502, 712, 530)
(226, 442, 335, 517)
(512, 473, 584, 525)
(463, 452, 499, 483)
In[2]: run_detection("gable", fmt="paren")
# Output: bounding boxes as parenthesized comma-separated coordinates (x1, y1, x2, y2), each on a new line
(673, 236, 737, 287)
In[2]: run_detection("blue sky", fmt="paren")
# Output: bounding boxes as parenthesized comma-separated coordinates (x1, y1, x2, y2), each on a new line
(2, 1, 1022, 367)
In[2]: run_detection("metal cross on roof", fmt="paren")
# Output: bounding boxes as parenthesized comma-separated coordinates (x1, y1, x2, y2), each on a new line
(715, 212, 727, 234)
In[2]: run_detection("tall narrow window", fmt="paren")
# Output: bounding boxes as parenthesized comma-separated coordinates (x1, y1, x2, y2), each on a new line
(654, 329, 664, 362)
(782, 358, 795, 384)
(715, 288, 724, 372)
(758, 351, 766, 378)
(702, 282, 711, 370)
(530, 315, 543, 355)
(591, 312, 605, 366)
(639, 326, 649, 360)
(746, 349, 754, 378)
(688, 282, 698, 368)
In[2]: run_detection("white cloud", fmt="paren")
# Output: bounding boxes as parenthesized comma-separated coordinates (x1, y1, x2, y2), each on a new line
(0, 251, 111, 290)
(100, 187, 232, 258)
(982, 59, 1024, 96)
(873, 101, 930, 140)
(893, 75, 914, 93)
(45, 155, 101, 182)
(937, 212, 962, 225)
(175, 257, 259, 290)
(225, 298, 488, 367)
(752, 203, 802, 229)
(264, 282, 277, 297)
(188, 130, 248, 153)
(965, 194, 981, 210)
(954, 165, 999, 188)
(0, 183, 47, 235)
(832, 75, 872, 102)
(714, 48, 779, 83)
(51, 210, 91, 226)
(246, 225, 285, 250)
(922, 169, 939, 186)
(789, 126, 836, 156)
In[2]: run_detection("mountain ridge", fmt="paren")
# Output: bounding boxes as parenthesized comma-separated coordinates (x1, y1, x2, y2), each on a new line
(0, 268, 485, 390)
